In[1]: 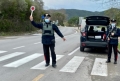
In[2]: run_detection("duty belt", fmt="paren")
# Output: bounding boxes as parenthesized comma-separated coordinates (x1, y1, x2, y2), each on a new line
(110, 37, 118, 39)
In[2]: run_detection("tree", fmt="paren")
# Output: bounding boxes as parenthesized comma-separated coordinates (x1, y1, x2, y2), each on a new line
(104, 8, 120, 25)
(68, 17, 79, 27)
(49, 12, 66, 26)
(0, 0, 45, 33)
(32, 0, 45, 21)
(104, 8, 120, 18)
(45, 9, 67, 26)
(89, 0, 120, 25)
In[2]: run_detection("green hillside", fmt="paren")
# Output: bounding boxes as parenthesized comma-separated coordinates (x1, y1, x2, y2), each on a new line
(65, 9, 105, 19)
(46, 9, 106, 20)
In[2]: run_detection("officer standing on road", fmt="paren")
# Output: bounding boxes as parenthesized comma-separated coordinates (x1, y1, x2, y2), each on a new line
(29, 13, 66, 68)
(106, 19, 119, 64)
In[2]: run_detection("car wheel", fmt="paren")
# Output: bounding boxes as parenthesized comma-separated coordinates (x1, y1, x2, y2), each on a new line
(80, 47, 84, 52)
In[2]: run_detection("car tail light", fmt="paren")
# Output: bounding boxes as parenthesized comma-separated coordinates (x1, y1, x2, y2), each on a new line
(103, 34, 106, 40)
(82, 43, 86, 46)
(82, 32, 86, 36)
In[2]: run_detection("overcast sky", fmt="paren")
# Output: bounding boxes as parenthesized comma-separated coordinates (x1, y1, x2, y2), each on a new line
(42, 0, 111, 12)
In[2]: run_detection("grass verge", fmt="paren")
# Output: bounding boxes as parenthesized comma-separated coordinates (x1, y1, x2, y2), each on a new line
(118, 43, 120, 50)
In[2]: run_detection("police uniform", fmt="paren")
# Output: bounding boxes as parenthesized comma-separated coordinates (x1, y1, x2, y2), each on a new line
(106, 19, 119, 64)
(31, 14, 64, 67)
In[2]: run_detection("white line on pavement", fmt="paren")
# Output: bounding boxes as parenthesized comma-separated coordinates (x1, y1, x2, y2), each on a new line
(0, 52, 25, 61)
(13, 46, 25, 49)
(32, 34, 41, 36)
(68, 47, 80, 55)
(91, 58, 107, 76)
(34, 42, 41, 44)
(31, 55, 64, 70)
(4, 53, 43, 68)
(59, 56, 85, 73)
(0, 51, 7, 54)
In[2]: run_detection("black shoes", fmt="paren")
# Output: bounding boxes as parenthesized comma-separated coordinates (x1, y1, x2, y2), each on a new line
(45, 63, 57, 68)
(114, 61, 117, 64)
(52, 64, 57, 68)
(106, 60, 117, 64)
(106, 60, 111, 63)
(45, 63, 49, 67)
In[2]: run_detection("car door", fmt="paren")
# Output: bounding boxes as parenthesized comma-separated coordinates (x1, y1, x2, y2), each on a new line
(86, 16, 110, 26)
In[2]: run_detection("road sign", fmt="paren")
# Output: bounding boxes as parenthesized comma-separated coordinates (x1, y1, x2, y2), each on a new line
(30, 6, 35, 11)
(30, 6, 35, 16)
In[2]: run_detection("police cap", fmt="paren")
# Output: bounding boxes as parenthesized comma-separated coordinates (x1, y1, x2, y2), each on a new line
(111, 19, 116, 22)
(44, 13, 51, 18)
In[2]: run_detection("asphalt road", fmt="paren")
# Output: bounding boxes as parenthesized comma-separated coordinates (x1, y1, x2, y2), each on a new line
(0, 25, 120, 81)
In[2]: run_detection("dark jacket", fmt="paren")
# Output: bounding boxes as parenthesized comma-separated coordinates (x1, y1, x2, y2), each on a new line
(106, 26, 119, 45)
(31, 21, 64, 45)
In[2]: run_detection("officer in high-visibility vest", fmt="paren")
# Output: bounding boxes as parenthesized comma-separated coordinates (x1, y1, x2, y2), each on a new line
(30, 14, 66, 68)
(106, 19, 119, 64)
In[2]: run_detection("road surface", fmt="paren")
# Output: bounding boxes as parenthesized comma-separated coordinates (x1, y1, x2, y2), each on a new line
(0, 22, 120, 81)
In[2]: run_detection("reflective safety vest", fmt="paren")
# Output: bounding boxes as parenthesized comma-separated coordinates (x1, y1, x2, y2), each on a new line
(42, 22, 54, 36)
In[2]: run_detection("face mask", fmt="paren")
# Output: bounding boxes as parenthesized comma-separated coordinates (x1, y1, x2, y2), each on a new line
(111, 23, 116, 28)
(45, 19, 50, 23)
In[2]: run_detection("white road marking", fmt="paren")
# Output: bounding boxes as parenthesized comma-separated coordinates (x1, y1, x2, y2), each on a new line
(91, 58, 108, 76)
(0, 51, 7, 54)
(4, 53, 43, 68)
(59, 56, 85, 73)
(68, 47, 80, 55)
(31, 55, 64, 70)
(13, 46, 25, 49)
(34, 42, 41, 44)
(0, 52, 25, 61)
(32, 34, 41, 36)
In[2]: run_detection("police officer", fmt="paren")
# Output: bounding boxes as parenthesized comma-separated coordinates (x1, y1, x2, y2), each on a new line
(29, 14, 66, 68)
(106, 19, 119, 64)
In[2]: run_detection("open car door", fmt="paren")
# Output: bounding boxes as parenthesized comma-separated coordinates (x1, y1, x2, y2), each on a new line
(86, 16, 110, 26)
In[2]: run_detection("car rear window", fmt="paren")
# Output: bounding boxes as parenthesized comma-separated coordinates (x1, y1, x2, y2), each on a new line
(88, 25, 107, 32)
